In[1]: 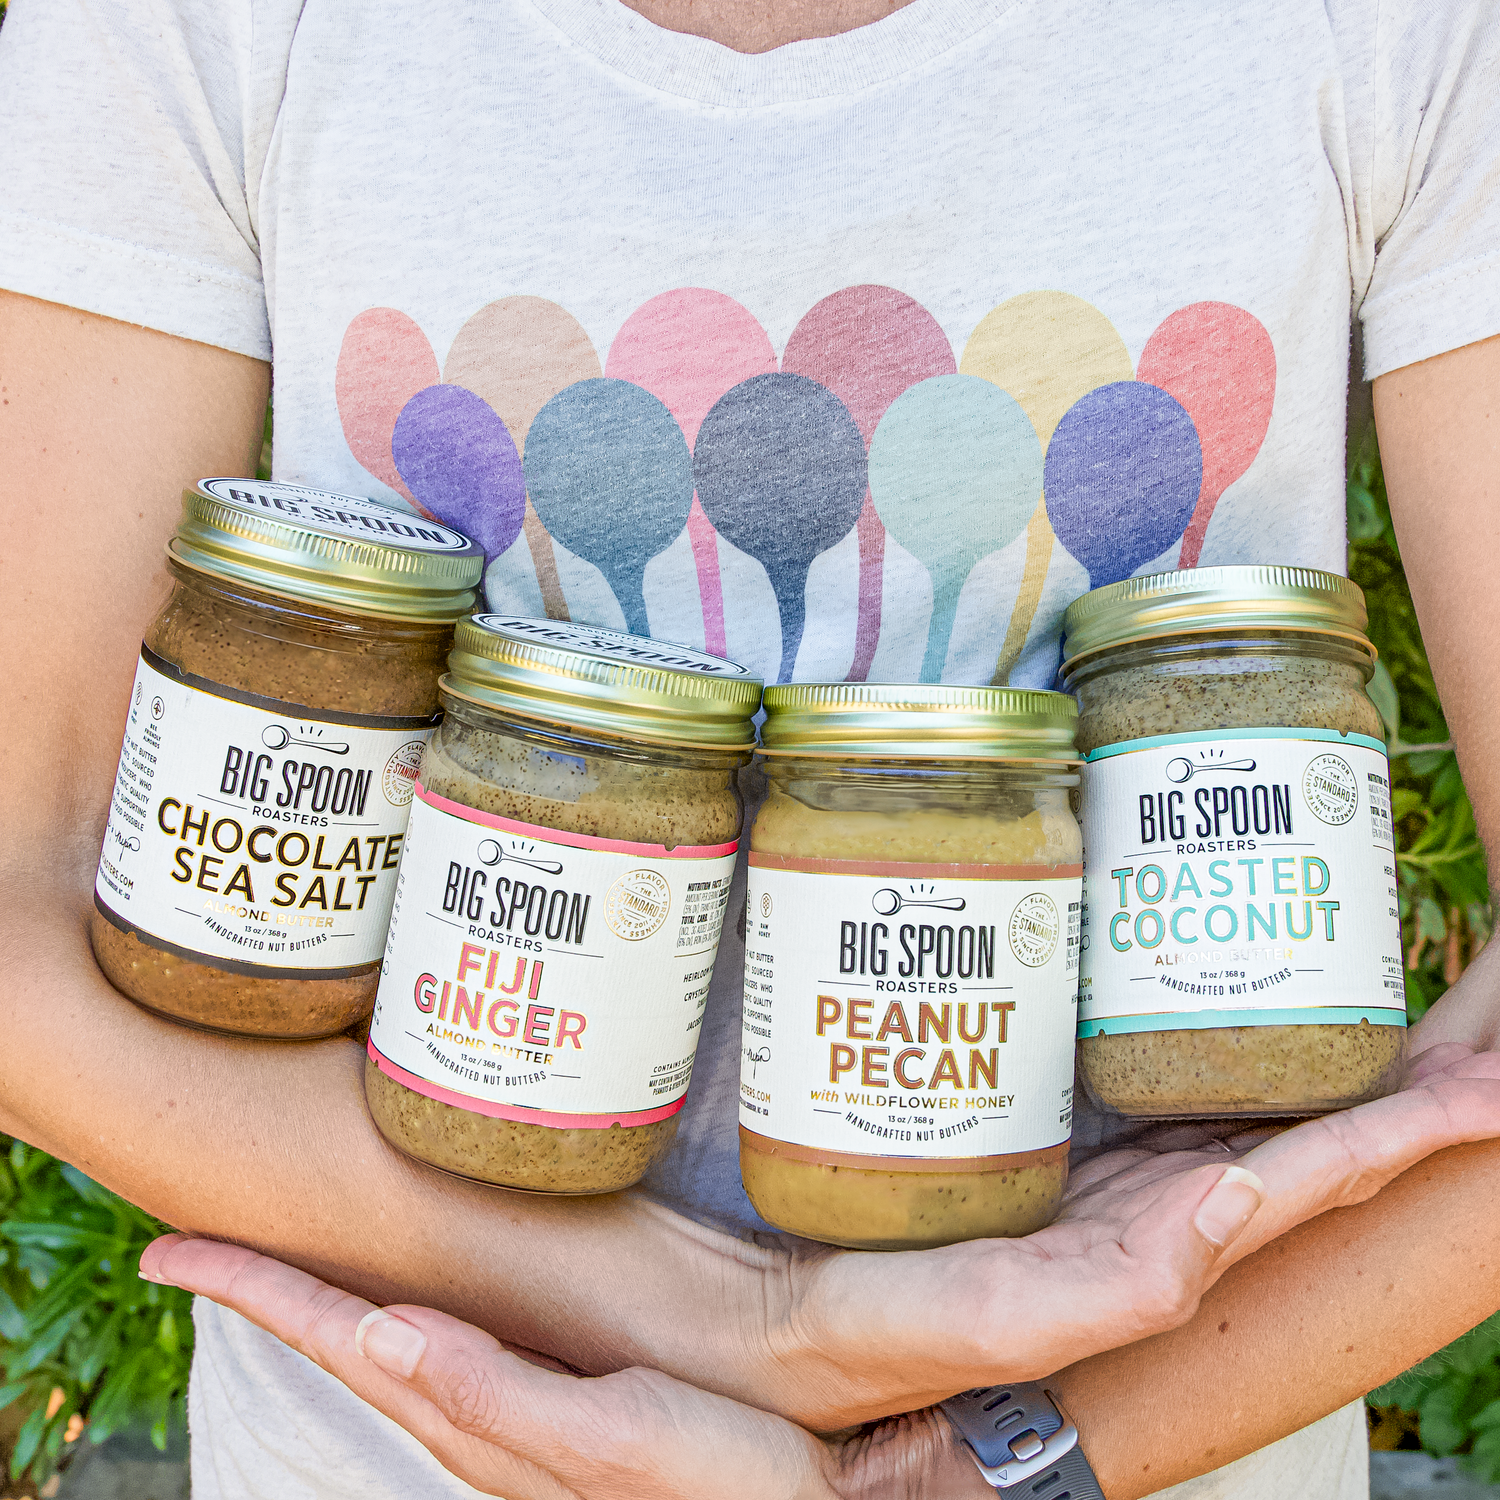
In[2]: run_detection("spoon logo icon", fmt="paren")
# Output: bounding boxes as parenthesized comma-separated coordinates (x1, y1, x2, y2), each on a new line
(476, 838, 565, 875)
(262, 723, 349, 755)
(1164, 754, 1257, 783)
(871, 886, 967, 916)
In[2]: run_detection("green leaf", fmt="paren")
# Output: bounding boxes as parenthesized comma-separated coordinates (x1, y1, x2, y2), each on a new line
(10, 1402, 46, 1477)
(1410, 749, 1452, 776)
(0, 1282, 26, 1341)
(1368, 660, 1401, 739)
(1347, 482, 1387, 541)
(1417, 898, 1448, 945)
(0, 1221, 117, 1253)
(157, 1307, 179, 1355)
(1392, 788, 1427, 820)
(1419, 1385, 1470, 1455)
(1469, 1425, 1500, 1484)
(0, 1378, 32, 1409)
(58, 1163, 116, 1208)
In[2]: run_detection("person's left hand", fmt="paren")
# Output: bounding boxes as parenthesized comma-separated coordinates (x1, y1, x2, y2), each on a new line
(139, 1233, 991, 1500)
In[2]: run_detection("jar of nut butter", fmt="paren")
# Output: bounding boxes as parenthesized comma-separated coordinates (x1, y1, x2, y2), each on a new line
(1062, 566, 1407, 1118)
(365, 616, 760, 1194)
(740, 685, 1082, 1250)
(92, 479, 483, 1039)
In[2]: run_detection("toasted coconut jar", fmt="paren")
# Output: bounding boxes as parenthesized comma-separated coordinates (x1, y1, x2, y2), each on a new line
(739, 684, 1082, 1250)
(365, 617, 760, 1194)
(1063, 566, 1407, 1119)
(91, 479, 482, 1039)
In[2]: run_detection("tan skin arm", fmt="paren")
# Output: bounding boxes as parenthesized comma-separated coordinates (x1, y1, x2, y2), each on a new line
(1046, 331, 1500, 1498)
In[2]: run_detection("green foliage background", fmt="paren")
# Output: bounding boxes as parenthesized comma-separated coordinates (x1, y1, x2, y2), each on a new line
(0, 1143, 191, 1490)
(0, 423, 1494, 1486)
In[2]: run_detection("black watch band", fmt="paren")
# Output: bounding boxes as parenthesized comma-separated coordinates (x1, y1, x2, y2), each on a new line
(939, 1383, 1106, 1497)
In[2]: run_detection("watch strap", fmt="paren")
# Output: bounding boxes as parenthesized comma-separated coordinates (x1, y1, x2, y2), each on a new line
(940, 1383, 1106, 1497)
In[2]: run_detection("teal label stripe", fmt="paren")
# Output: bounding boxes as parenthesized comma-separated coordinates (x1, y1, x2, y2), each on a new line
(1084, 727, 1389, 763)
(1077, 1005, 1407, 1037)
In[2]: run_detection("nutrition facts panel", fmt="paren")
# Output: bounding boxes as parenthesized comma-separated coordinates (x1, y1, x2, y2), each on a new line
(676, 873, 734, 951)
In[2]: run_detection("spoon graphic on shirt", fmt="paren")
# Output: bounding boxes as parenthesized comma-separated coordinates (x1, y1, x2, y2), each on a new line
(1164, 756, 1257, 783)
(871, 889, 967, 916)
(476, 839, 564, 876)
(262, 724, 350, 755)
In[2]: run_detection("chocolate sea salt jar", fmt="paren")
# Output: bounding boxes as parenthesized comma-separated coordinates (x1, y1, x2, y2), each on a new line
(740, 684, 1083, 1250)
(1062, 566, 1407, 1118)
(91, 478, 483, 1039)
(365, 616, 761, 1195)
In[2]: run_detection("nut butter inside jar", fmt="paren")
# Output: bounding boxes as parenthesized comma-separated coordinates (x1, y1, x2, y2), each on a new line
(1063, 566, 1407, 1118)
(365, 616, 761, 1194)
(91, 479, 483, 1039)
(741, 685, 1083, 1250)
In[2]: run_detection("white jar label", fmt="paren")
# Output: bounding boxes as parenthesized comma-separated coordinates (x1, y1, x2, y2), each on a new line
(1077, 729, 1406, 1034)
(740, 855, 1080, 1163)
(95, 650, 435, 975)
(368, 786, 738, 1127)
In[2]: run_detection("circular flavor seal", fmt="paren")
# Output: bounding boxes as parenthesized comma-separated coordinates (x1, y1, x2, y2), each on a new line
(604, 869, 672, 941)
(382, 740, 426, 806)
(1302, 753, 1359, 826)
(1009, 892, 1060, 968)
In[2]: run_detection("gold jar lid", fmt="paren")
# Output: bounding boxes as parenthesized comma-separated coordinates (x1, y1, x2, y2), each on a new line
(169, 478, 485, 621)
(759, 682, 1079, 761)
(1061, 565, 1375, 673)
(445, 615, 763, 750)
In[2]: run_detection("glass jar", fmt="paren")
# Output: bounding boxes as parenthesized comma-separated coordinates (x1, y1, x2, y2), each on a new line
(739, 685, 1082, 1250)
(91, 479, 483, 1038)
(1062, 566, 1407, 1118)
(366, 616, 760, 1194)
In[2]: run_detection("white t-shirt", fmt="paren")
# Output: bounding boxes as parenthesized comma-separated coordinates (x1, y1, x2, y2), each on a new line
(4, 1, 1498, 1496)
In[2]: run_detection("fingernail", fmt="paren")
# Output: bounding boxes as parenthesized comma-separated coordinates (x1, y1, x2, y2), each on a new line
(356, 1310, 427, 1378)
(1193, 1165, 1265, 1248)
(137, 1257, 176, 1287)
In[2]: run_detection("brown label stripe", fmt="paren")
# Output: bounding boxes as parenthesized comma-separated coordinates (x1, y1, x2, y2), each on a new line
(739, 1127, 1070, 1174)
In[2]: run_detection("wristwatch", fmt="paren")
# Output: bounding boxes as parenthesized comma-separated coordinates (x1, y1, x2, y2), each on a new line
(939, 1383, 1106, 1497)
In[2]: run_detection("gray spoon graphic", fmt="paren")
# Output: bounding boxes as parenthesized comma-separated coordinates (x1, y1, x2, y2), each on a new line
(1164, 756, 1257, 783)
(477, 839, 564, 875)
(872, 888, 967, 916)
(262, 724, 349, 755)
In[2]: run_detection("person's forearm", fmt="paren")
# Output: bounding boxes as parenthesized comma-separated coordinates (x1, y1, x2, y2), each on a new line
(1050, 1128, 1500, 1499)
(2, 879, 769, 1386)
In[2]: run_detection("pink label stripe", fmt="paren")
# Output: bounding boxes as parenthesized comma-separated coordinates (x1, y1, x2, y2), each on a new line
(749, 852, 1083, 880)
(416, 782, 739, 859)
(368, 1041, 687, 1130)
